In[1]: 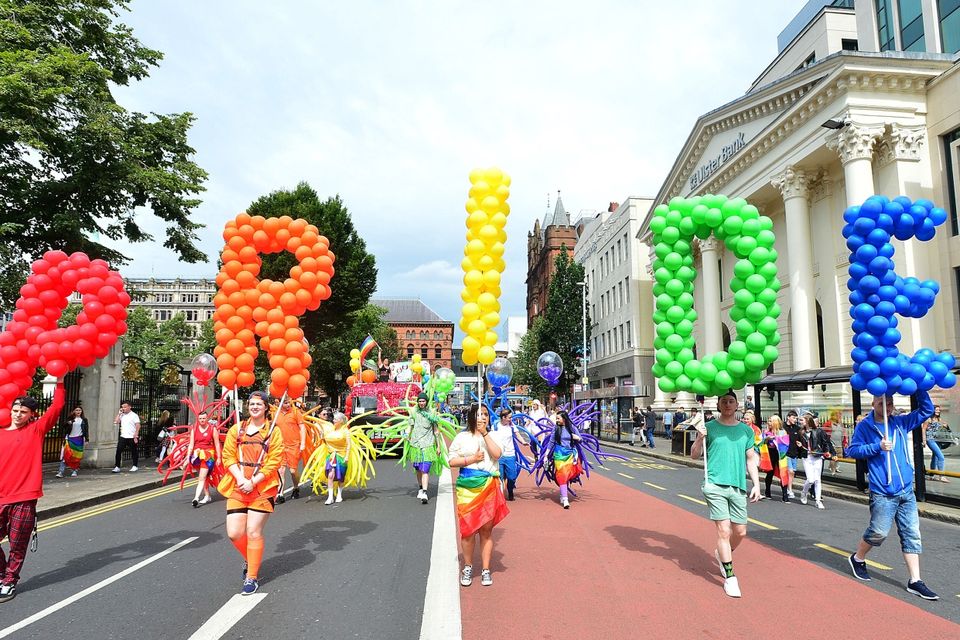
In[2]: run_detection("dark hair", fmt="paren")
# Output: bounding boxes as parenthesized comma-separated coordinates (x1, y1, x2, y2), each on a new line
(466, 404, 489, 434)
(786, 409, 798, 417)
(12, 396, 39, 412)
(248, 391, 270, 404)
(499, 407, 512, 417)
(553, 411, 575, 444)
(804, 416, 817, 430)
(72, 406, 84, 416)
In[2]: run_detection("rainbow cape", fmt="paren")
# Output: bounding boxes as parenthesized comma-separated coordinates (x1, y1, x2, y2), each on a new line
(455, 468, 509, 537)
(553, 444, 582, 485)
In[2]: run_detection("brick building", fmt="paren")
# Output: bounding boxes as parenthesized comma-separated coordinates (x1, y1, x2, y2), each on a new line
(526, 194, 579, 326)
(372, 298, 454, 370)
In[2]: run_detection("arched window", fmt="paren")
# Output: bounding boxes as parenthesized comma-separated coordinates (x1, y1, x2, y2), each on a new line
(434, 345, 442, 359)
(434, 330, 442, 340)
(407, 344, 414, 358)
(420, 344, 428, 359)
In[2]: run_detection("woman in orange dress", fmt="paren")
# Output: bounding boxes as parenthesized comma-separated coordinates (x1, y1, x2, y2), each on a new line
(218, 391, 284, 595)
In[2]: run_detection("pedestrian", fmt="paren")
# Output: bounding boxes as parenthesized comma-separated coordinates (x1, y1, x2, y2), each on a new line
(630, 407, 644, 447)
(56, 405, 88, 478)
(744, 395, 755, 412)
(449, 404, 507, 587)
(642, 405, 657, 448)
(846, 391, 939, 600)
(408, 393, 441, 505)
(184, 411, 222, 507)
(219, 391, 284, 596)
(662, 407, 674, 439)
(320, 411, 351, 504)
(760, 415, 790, 502)
(0, 378, 66, 603)
(492, 407, 520, 501)
(274, 396, 306, 503)
(923, 405, 948, 483)
(783, 409, 801, 498)
(154, 410, 173, 462)
(112, 401, 141, 473)
(823, 419, 841, 475)
(549, 411, 582, 509)
(796, 415, 835, 509)
(674, 406, 688, 427)
(690, 390, 761, 598)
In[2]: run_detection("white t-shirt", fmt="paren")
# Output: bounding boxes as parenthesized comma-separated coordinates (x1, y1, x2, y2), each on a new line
(118, 412, 140, 439)
(68, 417, 84, 438)
(448, 431, 498, 474)
(491, 421, 516, 457)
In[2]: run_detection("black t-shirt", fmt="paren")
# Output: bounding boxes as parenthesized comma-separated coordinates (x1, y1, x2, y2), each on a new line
(786, 423, 803, 458)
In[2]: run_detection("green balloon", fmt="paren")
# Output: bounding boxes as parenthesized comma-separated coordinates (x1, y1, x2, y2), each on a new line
(744, 368, 764, 384)
(758, 216, 773, 230)
(735, 236, 758, 256)
(673, 239, 691, 255)
(749, 247, 770, 266)
(665, 334, 684, 352)
(741, 218, 760, 237)
(683, 336, 696, 350)
(653, 336, 665, 350)
(746, 332, 767, 351)
(682, 255, 694, 267)
(758, 316, 779, 335)
(665, 360, 684, 378)
(758, 261, 778, 279)
(676, 265, 696, 282)
(730, 277, 745, 293)
(735, 318, 756, 335)
(677, 348, 695, 363)
(692, 378, 710, 395)
(649, 217, 666, 234)
(679, 217, 697, 235)
(691, 204, 709, 224)
(652, 283, 665, 296)
(745, 274, 766, 294)
(675, 319, 694, 337)
(770, 278, 781, 292)
(713, 352, 730, 369)
(757, 288, 778, 305)
(704, 208, 723, 227)
(769, 302, 782, 319)
(703, 194, 726, 209)
(746, 301, 768, 321)
(762, 345, 779, 363)
(683, 359, 701, 378)
(715, 370, 733, 389)
(664, 252, 683, 270)
(658, 378, 677, 393)
(666, 305, 685, 323)
(769, 332, 782, 346)
(662, 227, 680, 244)
(655, 348, 673, 366)
(676, 292, 695, 310)
(741, 204, 759, 220)
(733, 260, 755, 279)
(695, 224, 713, 239)
(728, 359, 746, 377)
(655, 242, 671, 259)
(652, 362, 666, 378)
(656, 321, 674, 339)
(653, 310, 666, 323)
(684, 308, 698, 323)
(733, 288, 755, 308)
(654, 267, 671, 284)
(723, 216, 743, 235)
(728, 341, 747, 360)
(700, 362, 718, 382)
(768, 248, 778, 263)
(656, 293, 674, 311)
(729, 305, 745, 322)
(676, 374, 692, 389)
(757, 229, 776, 249)
(665, 279, 684, 297)
(665, 209, 682, 226)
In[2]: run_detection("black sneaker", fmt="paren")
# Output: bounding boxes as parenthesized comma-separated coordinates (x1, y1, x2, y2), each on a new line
(292, 487, 300, 499)
(848, 554, 870, 581)
(241, 578, 259, 595)
(0, 584, 15, 603)
(906, 580, 939, 600)
(192, 499, 199, 508)
(277, 494, 286, 505)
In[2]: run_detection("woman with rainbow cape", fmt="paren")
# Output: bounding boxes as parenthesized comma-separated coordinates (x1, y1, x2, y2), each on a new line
(448, 403, 508, 587)
(301, 410, 377, 504)
(759, 414, 790, 502)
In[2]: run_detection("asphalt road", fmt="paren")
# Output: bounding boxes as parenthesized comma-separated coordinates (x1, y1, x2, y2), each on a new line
(590, 449, 960, 623)
(0, 460, 435, 640)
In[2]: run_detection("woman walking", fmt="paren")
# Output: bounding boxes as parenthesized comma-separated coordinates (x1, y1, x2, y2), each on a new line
(185, 411, 222, 507)
(449, 404, 507, 587)
(924, 406, 949, 482)
(760, 415, 790, 502)
(56, 406, 88, 478)
(550, 411, 582, 509)
(797, 415, 835, 509)
(218, 391, 284, 595)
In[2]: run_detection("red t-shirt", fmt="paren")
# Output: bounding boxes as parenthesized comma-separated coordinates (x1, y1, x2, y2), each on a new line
(0, 383, 66, 505)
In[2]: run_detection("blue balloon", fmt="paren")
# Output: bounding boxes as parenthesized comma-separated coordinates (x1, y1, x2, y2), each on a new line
(935, 351, 956, 368)
(855, 244, 878, 262)
(922, 280, 941, 294)
(886, 374, 903, 391)
(940, 372, 956, 389)
(853, 303, 875, 320)
(866, 315, 889, 334)
(878, 242, 895, 258)
(843, 206, 861, 223)
(893, 295, 911, 314)
(853, 217, 875, 235)
(846, 235, 865, 251)
(875, 300, 896, 316)
(884, 201, 905, 216)
(879, 357, 901, 376)
(867, 377, 888, 396)
(919, 373, 936, 391)
(851, 348, 869, 363)
(916, 218, 936, 241)
(868, 345, 887, 361)
(849, 262, 868, 279)
(860, 275, 881, 293)
(850, 372, 867, 390)
(899, 377, 918, 395)
(930, 207, 947, 226)
(861, 198, 883, 217)
(905, 363, 927, 381)
(880, 328, 901, 346)
(929, 361, 949, 380)
(880, 270, 898, 285)
(857, 333, 878, 349)
(875, 213, 895, 233)
(850, 290, 865, 306)
(877, 285, 897, 301)
(860, 361, 881, 379)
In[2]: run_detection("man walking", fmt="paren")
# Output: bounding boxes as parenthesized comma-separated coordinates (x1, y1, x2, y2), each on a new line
(642, 406, 658, 449)
(493, 408, 519, 500)
(662, 407, 674, 439)
(275, 396, 307, 503)
(690, 390, 761, 598)
(0, 379, 65, 603)
(409, 393, 440, 504)
(630, 407, 644, 446)
(846, 391, 939, 600)
(112, 401, 141, 473)
(784, 409, 801, 498)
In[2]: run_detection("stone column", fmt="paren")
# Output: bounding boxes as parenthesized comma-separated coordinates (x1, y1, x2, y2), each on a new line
(771, 165, 818, 372)
(698, 237, 724, 356)
(79, 342, 124, 467)
(826, 123, 883, 206)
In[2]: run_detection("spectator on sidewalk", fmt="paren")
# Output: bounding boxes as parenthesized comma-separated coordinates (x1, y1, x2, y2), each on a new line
(690, 389, 761, 599)
(796, 415, 835, 509)
(112, 402, 141, 473)
(56, 406, 88, 478)
(662, 408, 674, 438)
(674, 407, 688, 428)
(629, 407, 644, 446)
(0, 378, 66, 603)
(744, 395, 755, 412)
(923, 406, 948, 483)
(760, 415, 789, 502)
(784, 410, 801, 499)
(642, 406, 657, 448)
(846, 391, 939, 600)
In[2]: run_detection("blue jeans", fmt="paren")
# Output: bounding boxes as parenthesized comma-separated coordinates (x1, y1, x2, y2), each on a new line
(927, 440, 945, 472)
(664, 424, 673, 438)
(863, 489, 921, 554)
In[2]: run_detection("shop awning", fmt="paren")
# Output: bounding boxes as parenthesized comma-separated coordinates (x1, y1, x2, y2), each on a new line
(755, 365, 853, 391)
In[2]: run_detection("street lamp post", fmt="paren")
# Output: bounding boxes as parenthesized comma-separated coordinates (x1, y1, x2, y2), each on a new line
(333, 372, 343, 409)
(577, 279, 588, 386)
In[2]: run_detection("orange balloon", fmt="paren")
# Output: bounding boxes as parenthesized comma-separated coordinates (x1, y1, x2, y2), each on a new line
(271, 368, 290, 387)
(267, 322, 285, 339)
(227, 235, 246, 251)
(221, 278, 240, 295)
(295, 289, 312, 307)
(283, 315, 299, 329)
(214, 345, 226, 358)
(227, 291, 245, 307)
(250, 215, 265, 230)
(235, 353, 254, 371)
(317, 255, 333, 272)
(300, 256, 318, 273)
(237, 371, 255, 387)
(361, 369, 376, 383)
(221, 248, 240, 263)
(252, 230, 270, 250)
(237, 225, 255, 241)
(225, 339, 245, 357)
(275, 228, 291, 247)
(217, 370, 237, 388)
(266, 308, 285, 324)
(224, 260, 243, 279)
(258, 293, 276, 309)
(269, 354, 286, 369)
(284, 357, 303, 374)
(217, 353, 236, 370)
(236, 270, 256, 289)
(284, 327, 301, 342)
(263, 218, 280, 236)
(252, 306, 268, 322)
(238, 246, 259, 263)
(294, 245, 312, 261)
(254, 321, 269, 336)
(346, 375, 356, 387)
(268, 281, 285, 299)
(216, 304, 237, 322)
(289, 218, 307, 235)
(269, 337, 286, 353)
(225, 315, 245, 333)
(283, 278, 301, 292)
(235, 212, 252, 226)
(285, 341, 304, 357)
(279, 292, 297, 312)
(235, 305, 253, 320)
(235, 328, 254, 344)
(286, 236, 302, 252)
(215, 328, 235, 344)
(215, 272, 229, 287)
(258, 336, 270, 351)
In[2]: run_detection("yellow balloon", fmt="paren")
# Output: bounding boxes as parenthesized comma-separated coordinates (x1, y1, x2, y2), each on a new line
(497, 229, 508, 243)
(478, 345, 496, 365)
(488, 285, 502, 299)
(481, 196, 500, 214)
(502, 173, 511, 187)
(490, 212, 507, 229)
(500, 202, 511, 216)
(459, 317, 471, 332)
(462, 302, 481, 319)
(469, 168, 484, 183)
(477, 292, 497, 311)
(479, 225, 498, 242)
(478, 255, 494, 271)
(481, 311, 500, 327)
(461, 256, 476, 272)
(462, 350, 479, 366)
(461, 287, 480, 303)
(350, 349, 360, 359)
(467, 239, 486, 258)
(484, 167, 503, 184)
(464, 270, 483, 288)
(483, 330, 498, 346)
(467, 211, 488, 228)
(489, 242, 504, 257)
(462, 336, 481, 353)
(350, 358, 360, 372)
(496, 185, 510, 201)
(469, 181, 490, 199)
(482, 270, 501, 287)
(494, 258, 506, 272)
(468, 319, 487, 336)
(465, 198, 480, 213)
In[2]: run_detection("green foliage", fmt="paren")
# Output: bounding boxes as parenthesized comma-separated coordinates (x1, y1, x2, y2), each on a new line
(192, 317, 216, 356)
(121, 307, 189, 368)
(0, 0, 208, 309)
(512, 317, 547, 397)
(538, 246, 590, 392)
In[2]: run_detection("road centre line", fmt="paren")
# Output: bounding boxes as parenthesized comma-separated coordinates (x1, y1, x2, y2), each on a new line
(813, 543, 892, 570)
(678, 494, 708, 506)
(617, 472, 634, 480)
(643, 482, 666, 490)
(39, 481, 198, 532)
(0, 537, 197, 639)
(418, 467, 461, 640)
(187, 593, 268, 640)
(747, 518, 778, 530)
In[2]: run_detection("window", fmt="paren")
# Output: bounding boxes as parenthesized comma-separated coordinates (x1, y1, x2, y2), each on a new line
(841, 38, 859, 51)
(155, 309, 171, 321)
(407, 345, 414, 358)
(181, 293, 199, 303)
(592, 303, 596, 320)
(618, 281, 624, 307)
(185, 310, 198, 322)
(620, 325, 625, 351)
(625, 278, 630, 303)
(718, 258, 724, 301)
(898, 0, 926, 51)
(434, 330, 442, 340)
(795, 52, 816, 71)
(626, 321, 632, 348)
(876, 0, 896, 50)
(601, 333, 606, 357)
(155, 293, 172, 303)
(420, 345, 428, 359)
(435, 345, 442, 359)
(600, 256, 604, 278)
(941, 0, 960, 53)
(946, 127, 960, 235)
(593, 337, 598, 357)
(616, 239, 622, 265)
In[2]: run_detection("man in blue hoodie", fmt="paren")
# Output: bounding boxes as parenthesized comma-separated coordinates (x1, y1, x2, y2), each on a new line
(845, 390, 938, 600)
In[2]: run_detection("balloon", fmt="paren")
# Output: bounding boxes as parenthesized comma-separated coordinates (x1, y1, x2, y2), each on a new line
(190, 352, 218, 387)
(650, 195, 780, 396)
(845, 195, 954, 395)
(360, 369, 376, 383)
(485, 356, 513, 388)
(537, 351, 563, 386)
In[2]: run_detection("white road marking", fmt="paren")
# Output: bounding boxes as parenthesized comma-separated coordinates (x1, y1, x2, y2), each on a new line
(419, 467, 461, 640)
(187, 593, 268, 640)
(0, 537, 197, 638)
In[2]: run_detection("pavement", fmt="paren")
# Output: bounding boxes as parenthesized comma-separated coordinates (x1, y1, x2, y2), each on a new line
(38, 461, 184, 519)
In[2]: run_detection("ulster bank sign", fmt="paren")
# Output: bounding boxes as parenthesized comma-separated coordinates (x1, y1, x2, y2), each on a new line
(688, 132, 746, 191)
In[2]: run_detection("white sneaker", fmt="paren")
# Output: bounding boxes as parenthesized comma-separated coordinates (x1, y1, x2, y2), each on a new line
(561, 497, 570, 509)
(787, 490, 795, 498)
(70, 470, 78, 477)
(325, 494, 334, 505)
(460, 565, 473, 587)
(420, 490, 428, 505)
(816, 501, 825, 510)
(800, 492, 808, 505)
(112, 467, 121, 473)
(335, 491, 343, 503)
(199, 496, 212, 505)
(55, 472, 63, 478)
(480, 569, 493, 586)
(130, 466, 138, 472)
(723, 576, 742, 598)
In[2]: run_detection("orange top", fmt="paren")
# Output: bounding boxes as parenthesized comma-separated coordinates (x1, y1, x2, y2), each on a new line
(276, 408, 304, 450)
(218, 420, 284, 496)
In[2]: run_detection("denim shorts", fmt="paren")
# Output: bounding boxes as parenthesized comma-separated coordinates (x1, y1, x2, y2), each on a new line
(863, 489, 921, 554)
(787, 456, 798, 471)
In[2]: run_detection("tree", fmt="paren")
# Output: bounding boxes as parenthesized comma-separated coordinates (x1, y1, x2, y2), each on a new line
(120, 307, 189, 368)
(246, 183, 381, 398)
(538, 246, 590, 394)
(192, 318, 216, 356)
(0, 0, 208, 308)
(512, 316, 547, 397)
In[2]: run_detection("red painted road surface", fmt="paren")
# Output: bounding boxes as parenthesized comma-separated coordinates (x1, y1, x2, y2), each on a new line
(459, 472, 959, 640)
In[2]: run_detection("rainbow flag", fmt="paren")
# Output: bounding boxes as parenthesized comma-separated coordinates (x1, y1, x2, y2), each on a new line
(455, 468, 509, 537)
(359, 335, 378, 362)
(63, 436, 84, 470)
(553, 445, 582, 485)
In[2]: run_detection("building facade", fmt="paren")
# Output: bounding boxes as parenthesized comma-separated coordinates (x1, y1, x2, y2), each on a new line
(526, 194, 579, 327)
(125, 277, 217, 349)
(574, 198, 656, 439)
(372, 298, 454, 370)
(641, 0, 960, 426)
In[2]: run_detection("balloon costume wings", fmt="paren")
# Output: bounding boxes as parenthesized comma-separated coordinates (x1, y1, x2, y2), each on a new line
(157, 394, 234, 489)
(300, 410, 378, 490)
(374, 402, 460, 475)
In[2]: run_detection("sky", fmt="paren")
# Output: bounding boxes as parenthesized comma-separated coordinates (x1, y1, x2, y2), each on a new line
(108, 0, 809, 343)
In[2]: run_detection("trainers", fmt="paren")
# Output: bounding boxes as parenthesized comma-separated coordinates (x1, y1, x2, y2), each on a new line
(277, 494, 286, 505)
(480, 569, 493, 586)
(292, 487, 300, 499)
(241, 578, 259, 595)
(130, 466, 138, 472)
(787, 490, 795, 498)
(561, 497, 570, 509)
(199, 496, 212, 505)
(70, 470, 78, 477)
(800, 492, 808, 505)
(0, 584, 16, 603)
(325, 494, 334, 505)
(192, 499, 199, 508)
(112, 467, 121, 473)
(714, 550, 727, 580)
(55, 472, 63, 478)
(816, 501, 825, 510)
(460, 565, 473, 587)
(722, 576, 741, 598)
(421, 491, 428, 505)
(848, 554, 870, 581)
(906, 580, 939, 600)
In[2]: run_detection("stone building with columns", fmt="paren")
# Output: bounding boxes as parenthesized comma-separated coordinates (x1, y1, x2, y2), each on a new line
(640, 1, 960, 421)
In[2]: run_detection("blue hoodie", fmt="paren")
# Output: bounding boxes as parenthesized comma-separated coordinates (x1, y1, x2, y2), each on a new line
(846, 390, 933, 496)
